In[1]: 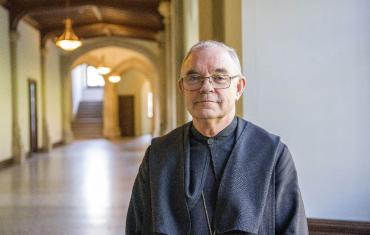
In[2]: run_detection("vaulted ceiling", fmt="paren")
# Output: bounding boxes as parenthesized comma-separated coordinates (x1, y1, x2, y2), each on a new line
(1, 0, 164, 43)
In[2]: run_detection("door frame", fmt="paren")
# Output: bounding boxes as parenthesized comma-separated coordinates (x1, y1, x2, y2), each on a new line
(28, 79, 38, 153)
(119, 95, 135, 137)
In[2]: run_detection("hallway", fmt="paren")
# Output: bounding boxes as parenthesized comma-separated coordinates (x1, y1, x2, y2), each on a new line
(0, 137, 150, 235)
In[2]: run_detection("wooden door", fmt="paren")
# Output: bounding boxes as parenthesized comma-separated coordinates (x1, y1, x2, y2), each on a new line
(28, 80, 38, 152)
(119, 95, 135, 136)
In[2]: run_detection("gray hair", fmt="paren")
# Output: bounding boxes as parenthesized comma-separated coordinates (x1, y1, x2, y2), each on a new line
(181, 40, 242, 74)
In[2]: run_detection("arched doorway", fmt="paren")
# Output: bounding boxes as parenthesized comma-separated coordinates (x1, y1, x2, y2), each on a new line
(60, 39, 161, 142)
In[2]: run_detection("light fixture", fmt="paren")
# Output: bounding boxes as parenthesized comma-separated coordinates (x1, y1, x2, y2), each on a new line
(96, 56, 111, 75)
(108, 75, 121, 83)
(55, 0, 82, 51)
(97, 66, 111, 75)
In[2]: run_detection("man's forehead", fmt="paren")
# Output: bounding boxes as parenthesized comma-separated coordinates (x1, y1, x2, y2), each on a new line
(188, 46, 228, 60)
(181, 47, 237, 73)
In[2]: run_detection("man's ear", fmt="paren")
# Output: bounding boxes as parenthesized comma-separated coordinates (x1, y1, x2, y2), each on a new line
(178, 79, 184, 94)
(236, 75, 246, 100)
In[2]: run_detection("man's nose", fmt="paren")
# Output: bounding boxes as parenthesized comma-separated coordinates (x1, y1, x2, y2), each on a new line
(199, 77, 214, 92)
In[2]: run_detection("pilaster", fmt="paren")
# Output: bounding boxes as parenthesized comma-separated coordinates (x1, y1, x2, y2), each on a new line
(155, 31, 167, 135)
(159, 0, 178, 133)
(60, 60, 74, 144)
(9, 30, 25, 164)
(40, 45, 52, 151)
(102, 77, 121, 139)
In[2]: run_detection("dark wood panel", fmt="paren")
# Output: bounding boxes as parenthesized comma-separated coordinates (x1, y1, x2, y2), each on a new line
(308, 218, 370, 235)
(28, 79, 38, 153)
(2, 0, 163, 39)
(119, 95, 135, 137)
(41, 22, 158, 43)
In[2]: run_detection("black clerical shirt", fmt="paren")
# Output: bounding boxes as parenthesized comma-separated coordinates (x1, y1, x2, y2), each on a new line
(188, 117, 238, 234)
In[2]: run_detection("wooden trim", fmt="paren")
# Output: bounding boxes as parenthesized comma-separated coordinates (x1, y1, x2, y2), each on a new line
(28, 79, 38, 153)
(52, 140, 64, 148)
(0, 158, 14, 169)
(308, 218, 370, 235)
(32, 141, 64, 153)
(26, 151, 34, 158)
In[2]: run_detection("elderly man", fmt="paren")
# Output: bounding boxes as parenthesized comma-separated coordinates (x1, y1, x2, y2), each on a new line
(126, 40, 308, 235)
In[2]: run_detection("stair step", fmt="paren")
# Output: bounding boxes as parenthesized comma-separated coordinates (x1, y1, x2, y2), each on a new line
(73, 101, 103, 139)
(72, 119, 102, 124)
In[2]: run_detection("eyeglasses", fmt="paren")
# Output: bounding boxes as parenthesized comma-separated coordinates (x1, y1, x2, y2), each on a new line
(181, 74, 240, 91)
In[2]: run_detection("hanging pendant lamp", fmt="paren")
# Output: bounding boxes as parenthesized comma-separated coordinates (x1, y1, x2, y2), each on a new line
(97, 55, 111, 75)
(108, 75, 121, 83)
(56, 18, 82, 51)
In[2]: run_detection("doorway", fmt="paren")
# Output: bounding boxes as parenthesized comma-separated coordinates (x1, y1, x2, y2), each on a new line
(119, 95, 135, 136)
(28, 79, 38, 153)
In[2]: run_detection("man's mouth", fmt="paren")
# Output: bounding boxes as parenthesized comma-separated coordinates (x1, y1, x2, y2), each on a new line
(194, 100, 220, 104)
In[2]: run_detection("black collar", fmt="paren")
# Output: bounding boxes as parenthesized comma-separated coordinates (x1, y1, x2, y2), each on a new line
(190, 117, 238, 142)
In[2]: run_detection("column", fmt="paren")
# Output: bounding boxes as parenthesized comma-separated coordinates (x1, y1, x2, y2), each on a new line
(155, 31, 166, 136)
(9, 30, 25, 164)
(40, 45, 52, 151)
(223, 0, 244, 117)
(60, 60, 74, 144)
(159, 0, 177, 133)
(181, 0, 199, 123)
(102, 76, 121, 139)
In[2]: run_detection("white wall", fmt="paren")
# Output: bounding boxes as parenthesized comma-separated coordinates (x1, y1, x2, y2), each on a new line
(82, 88, 103, 101)
(71, 64, 103, 117)
(45, 40, 63, 144)
(17, 20, 42, 151)
(243, 0, 370, 221)
(0, 6, 13, 161)
(71, 65, 85, 116)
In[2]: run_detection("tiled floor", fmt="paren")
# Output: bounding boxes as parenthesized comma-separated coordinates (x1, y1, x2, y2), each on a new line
(0, 136, 151, 235)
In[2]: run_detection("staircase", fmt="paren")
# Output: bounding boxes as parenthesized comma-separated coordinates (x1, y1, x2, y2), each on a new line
(72, 101, 103, 139)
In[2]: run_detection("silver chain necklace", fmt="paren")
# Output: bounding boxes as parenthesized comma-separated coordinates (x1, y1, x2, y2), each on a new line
(201, 191, 216, 235)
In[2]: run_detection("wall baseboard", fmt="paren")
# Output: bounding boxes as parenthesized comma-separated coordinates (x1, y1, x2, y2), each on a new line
(0, 157, 14, 169)
(308, 218, 370, 235)
(0, 140, 64, 167)
(31, 140, 65, 154)
(52, 140, 64, 148)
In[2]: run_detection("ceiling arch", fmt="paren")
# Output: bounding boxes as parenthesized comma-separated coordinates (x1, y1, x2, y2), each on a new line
(1, 0, 163, 41)
(63, 36, 159, 70)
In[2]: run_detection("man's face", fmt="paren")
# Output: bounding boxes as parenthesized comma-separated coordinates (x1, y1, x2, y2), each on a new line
(179, 46, 246, 121)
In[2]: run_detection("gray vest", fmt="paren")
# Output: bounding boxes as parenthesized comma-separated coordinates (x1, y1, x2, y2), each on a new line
(147, 118, 308, 234)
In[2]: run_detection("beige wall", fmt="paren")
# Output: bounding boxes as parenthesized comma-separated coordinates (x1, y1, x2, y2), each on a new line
(223, 0, 243, 117)
(0, 7, 13, 161)
(117, 69, 152, 136)
(140, 81, 152, 134)
(45, 40, 63, 144)
(199, 0, 213, 40)
(183, 0, 199, 52)
(17, 20, 42, 152)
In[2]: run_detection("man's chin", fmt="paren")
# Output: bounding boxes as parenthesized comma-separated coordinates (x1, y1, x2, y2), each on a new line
(191, 110, 221, 120)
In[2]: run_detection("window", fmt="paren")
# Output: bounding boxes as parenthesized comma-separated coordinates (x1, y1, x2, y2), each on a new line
(86, 66, 105, 87)
(147, 92, 153, 118)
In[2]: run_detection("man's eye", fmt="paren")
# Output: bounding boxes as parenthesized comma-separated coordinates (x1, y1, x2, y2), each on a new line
(187, 75, 201, 82)
(212, 75, 228, 82)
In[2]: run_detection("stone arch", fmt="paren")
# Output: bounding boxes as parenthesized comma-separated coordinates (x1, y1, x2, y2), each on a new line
(60, 37, 161, 142)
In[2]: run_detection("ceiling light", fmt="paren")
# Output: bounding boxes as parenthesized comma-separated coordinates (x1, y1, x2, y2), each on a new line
(97, 66, 111, 75)
(56, 0, 82, 51)
(56, 18, 82, 51)
(108, 75, 121, 83)
(96, 55, 111, 75)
